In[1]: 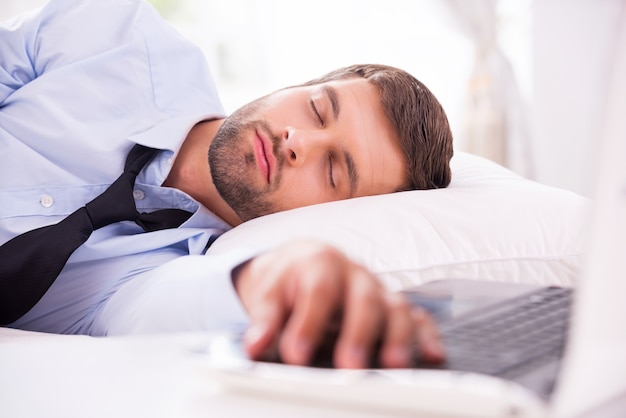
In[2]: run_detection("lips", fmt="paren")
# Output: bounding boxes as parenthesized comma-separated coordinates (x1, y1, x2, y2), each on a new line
(253, 129, 275, 184)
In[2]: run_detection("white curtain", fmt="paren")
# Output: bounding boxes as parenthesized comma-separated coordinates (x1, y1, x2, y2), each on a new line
(442, 0, 533, 178)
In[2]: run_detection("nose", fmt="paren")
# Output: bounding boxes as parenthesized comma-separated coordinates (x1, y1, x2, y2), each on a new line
(282, 126, 330, 167)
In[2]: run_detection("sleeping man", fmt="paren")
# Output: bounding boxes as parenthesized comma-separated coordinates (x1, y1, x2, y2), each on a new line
(0, 0, 453, 369)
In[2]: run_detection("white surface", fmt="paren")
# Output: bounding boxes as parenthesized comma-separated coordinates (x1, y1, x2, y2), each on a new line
(1, 328, 624, 418)
(0, 330, 444, 418)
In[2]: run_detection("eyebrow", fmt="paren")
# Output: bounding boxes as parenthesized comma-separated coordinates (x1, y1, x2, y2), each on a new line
(322, 85, 340, 121)
(344, 150, 359, 197)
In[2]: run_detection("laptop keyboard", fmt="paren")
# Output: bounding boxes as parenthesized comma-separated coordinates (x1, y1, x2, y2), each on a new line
(418, 286, 573, 385)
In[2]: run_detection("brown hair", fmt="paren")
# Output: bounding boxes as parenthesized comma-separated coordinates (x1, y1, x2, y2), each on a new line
(301, 64, 453, 190)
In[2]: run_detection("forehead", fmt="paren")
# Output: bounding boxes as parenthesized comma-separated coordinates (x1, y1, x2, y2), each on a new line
(318, 78, 407, 196)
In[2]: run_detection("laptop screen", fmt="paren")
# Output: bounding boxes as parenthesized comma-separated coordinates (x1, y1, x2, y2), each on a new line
(550, 10, 626, 415)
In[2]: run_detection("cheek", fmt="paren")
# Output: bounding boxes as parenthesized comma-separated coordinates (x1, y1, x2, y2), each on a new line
(263, 95, 307, 126)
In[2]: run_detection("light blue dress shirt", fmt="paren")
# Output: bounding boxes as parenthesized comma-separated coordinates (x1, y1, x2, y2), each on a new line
(0, 0, 251, 335)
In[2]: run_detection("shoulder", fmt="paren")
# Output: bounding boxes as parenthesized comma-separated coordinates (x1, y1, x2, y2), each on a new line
(35, 0, 169, 59)
(34, 0, 222, 115)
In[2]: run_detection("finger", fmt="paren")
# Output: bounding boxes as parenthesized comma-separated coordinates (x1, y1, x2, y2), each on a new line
(379, 292, 413, 368)
(236, 258, 288, 361)
(412, 307, 445, 363)
(333, 266, 385, 369)
(279, 266, 343, 366)
(243, 301, 286, 361)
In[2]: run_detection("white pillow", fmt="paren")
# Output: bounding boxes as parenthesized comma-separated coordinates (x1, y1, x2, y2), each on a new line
(207, 152, 588, 289)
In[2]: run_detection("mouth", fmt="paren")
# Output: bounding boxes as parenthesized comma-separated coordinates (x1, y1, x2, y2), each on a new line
(253, 129, 275, 184)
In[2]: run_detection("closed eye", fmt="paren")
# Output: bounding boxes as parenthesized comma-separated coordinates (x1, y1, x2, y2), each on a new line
(310, 99, 325, 127)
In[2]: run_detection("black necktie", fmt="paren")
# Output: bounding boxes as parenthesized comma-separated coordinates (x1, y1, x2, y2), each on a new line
(0, 144, 192, 325)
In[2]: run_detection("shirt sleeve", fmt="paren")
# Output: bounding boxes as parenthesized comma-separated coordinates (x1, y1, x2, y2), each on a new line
(95, 249, 262, 336)
(0, 8, 41, 104)
(1, 0, 211, 112)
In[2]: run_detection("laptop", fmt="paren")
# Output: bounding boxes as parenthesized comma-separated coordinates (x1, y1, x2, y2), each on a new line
(197, 27, 626, 418)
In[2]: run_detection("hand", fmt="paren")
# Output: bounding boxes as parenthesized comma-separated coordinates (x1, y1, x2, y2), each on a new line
(233, 239, 444, 369)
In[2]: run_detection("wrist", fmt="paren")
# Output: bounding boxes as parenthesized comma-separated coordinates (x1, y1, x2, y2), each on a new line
(231, 258, 253, 294)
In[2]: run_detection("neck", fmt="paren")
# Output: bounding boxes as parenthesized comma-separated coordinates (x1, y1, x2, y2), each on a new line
(162, 119, 243, 227)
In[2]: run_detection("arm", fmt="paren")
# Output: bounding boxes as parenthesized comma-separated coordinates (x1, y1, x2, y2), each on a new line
(234, 239, 444, 369)
(96, 250, 255, 336)
(100, 238, 442, 368)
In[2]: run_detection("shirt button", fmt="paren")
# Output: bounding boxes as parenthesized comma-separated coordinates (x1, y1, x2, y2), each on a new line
(133, 190, 145, 200)
(40, 194, 54, 208)
(167, 156, 174, 166)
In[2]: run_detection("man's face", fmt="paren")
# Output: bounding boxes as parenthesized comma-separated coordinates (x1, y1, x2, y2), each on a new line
(209, 78, 407, 222)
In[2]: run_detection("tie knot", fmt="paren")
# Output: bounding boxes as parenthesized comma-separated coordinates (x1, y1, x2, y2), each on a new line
(85, 145, 159, 229)
(85, 171, 139, 229)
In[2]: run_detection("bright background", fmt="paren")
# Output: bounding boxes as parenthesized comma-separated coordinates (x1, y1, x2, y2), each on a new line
(2, 0, 623, 196)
